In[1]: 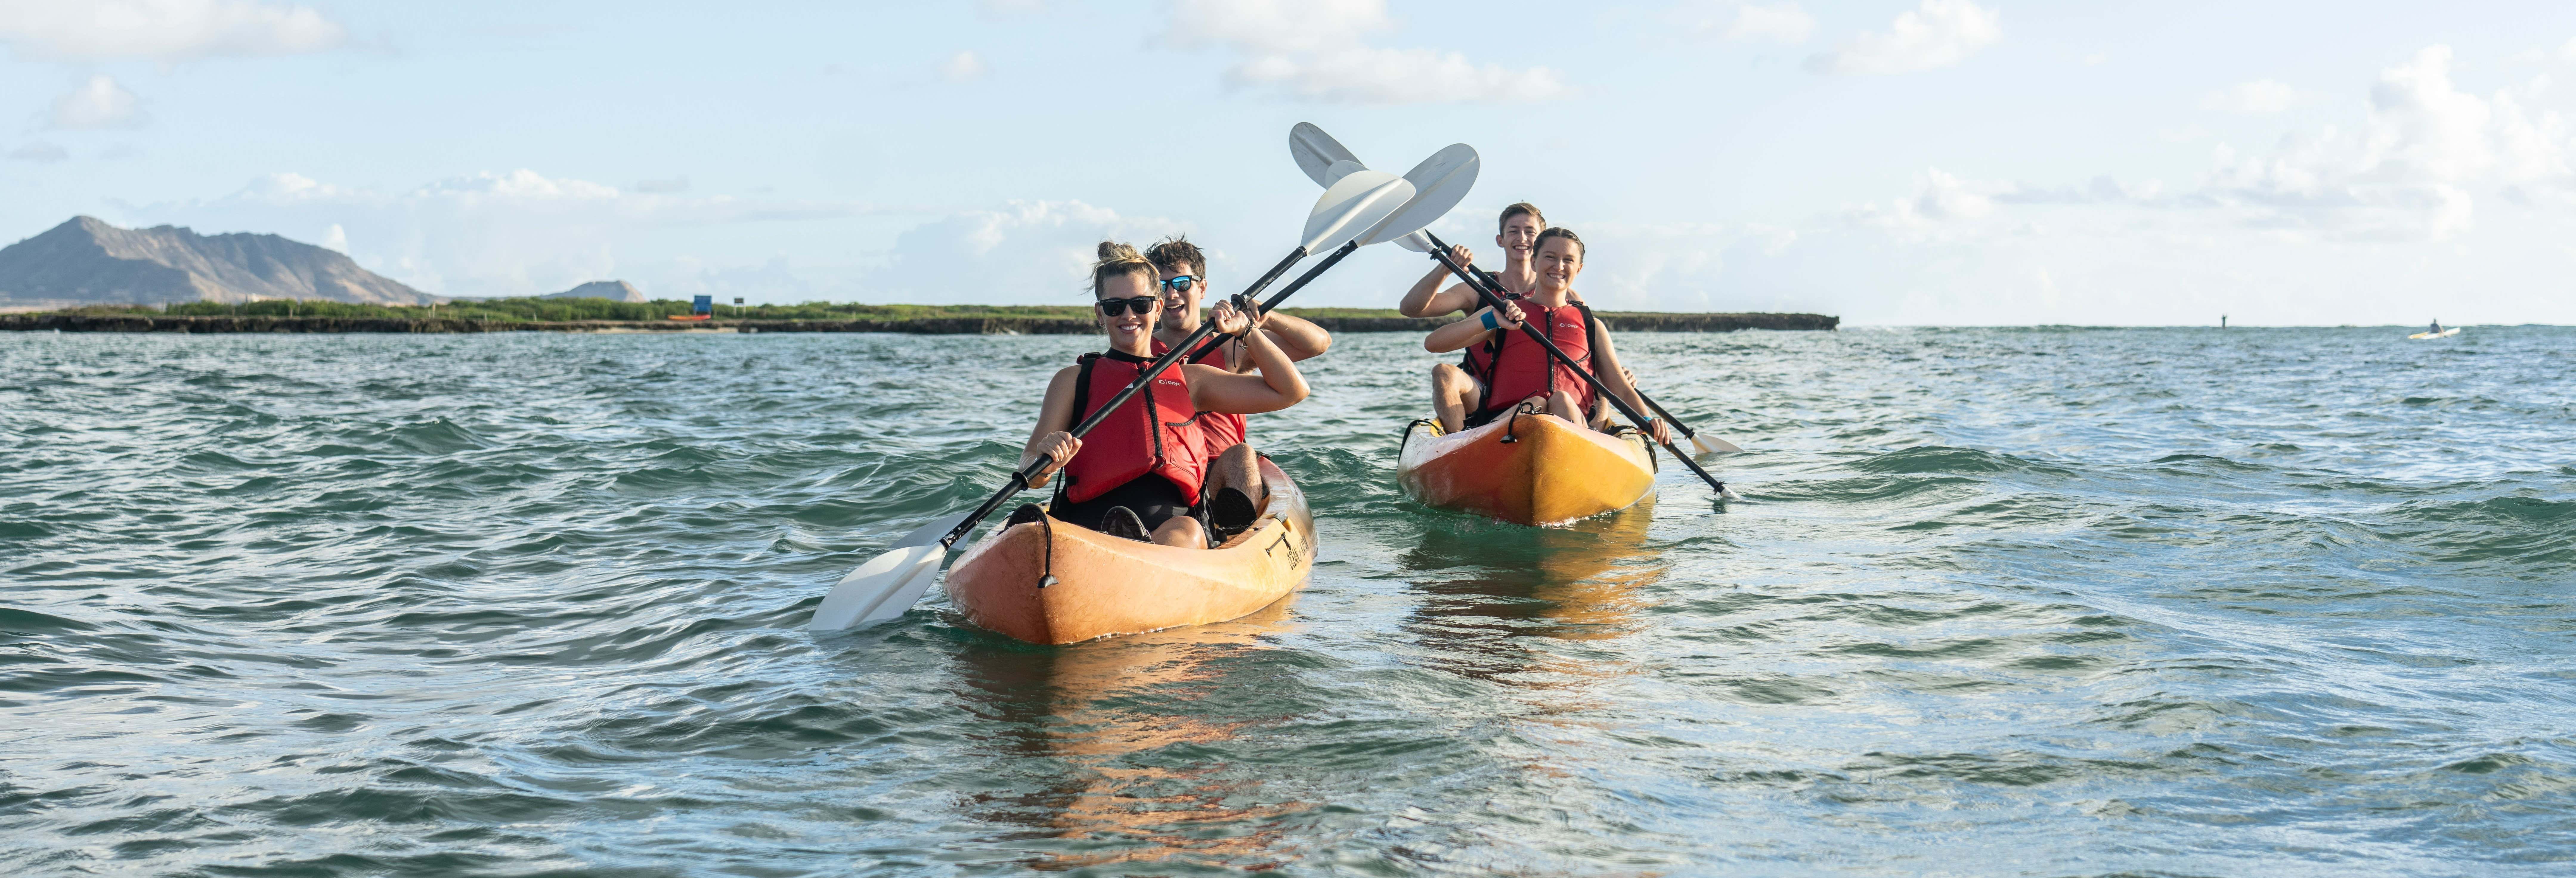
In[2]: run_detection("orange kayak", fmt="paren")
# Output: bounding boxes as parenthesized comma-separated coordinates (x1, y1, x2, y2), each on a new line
(1397, 413, 1657, 526)
(945, 456, 1315, 644)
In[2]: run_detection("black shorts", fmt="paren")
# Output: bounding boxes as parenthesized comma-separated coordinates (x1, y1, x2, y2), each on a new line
(1052, 475, 1197, 533)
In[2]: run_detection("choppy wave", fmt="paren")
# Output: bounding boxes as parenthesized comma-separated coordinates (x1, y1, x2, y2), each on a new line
(3, 326, 2572, 876)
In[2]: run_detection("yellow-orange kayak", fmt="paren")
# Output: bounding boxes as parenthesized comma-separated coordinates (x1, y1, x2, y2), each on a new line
(945, 456, 1315, 645)
(1397, 413, 1656, 526)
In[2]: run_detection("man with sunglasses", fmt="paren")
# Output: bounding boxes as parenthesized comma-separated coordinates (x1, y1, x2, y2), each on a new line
(1143, 235, 1332, 541)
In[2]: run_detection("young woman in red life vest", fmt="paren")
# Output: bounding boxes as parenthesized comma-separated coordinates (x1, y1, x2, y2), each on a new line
(1420, 227, 1671, 445)
(1401, 204, 1640, 432)
(1014, 241, 1311, 548)
(1139, 235, 1334, 533)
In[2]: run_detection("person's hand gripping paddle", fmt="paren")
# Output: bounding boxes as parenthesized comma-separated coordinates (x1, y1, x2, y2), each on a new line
(1287, 122, 1746, 460)
(808, 166, 1430, 632)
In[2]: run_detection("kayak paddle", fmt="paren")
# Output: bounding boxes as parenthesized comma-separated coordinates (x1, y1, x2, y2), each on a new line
(1187, 143, 1481, 362)
(1286, 122, 1744, 458)
(810, 169, 1416, 632)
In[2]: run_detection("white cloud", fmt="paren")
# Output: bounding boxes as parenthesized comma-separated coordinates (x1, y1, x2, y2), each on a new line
(6, 141, 67, 162)
(2204, 79, 2300, 114)
(1167, 0, 1390, 55)
(2195, 46, 2576, 241)
(1847, 168, 2001, 231)
(1727, 3, 1814, 44)
(1166, 0, 1564, 103)
(127, 169, 880, 298)
(48, 75, 145, 129)
(0, 0, 345, 62)
(860, 200, 1195, 303)
(1227, 46, 1569, 103)
(1806, 0, 2000, 75)
(939, 49, 986, 82)
(1667, 1, 1811, 44)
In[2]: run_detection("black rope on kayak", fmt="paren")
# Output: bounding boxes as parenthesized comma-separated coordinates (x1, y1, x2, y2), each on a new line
(1035, 513, 1058, 589)
(1498, 399, 1539, 444)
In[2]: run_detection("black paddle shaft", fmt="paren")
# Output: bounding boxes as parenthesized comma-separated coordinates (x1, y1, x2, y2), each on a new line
(1432, 237, 1708, 446)
(1417, 235, 1732, 498)
(934, 246, 1312, 550)
(1184, 239, 1361, 363)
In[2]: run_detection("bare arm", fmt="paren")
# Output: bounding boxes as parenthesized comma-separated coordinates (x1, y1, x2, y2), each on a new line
(1020, 365, 1082, 488)
(1225, 310, 1332, 370)
(1189, 302, 1309, 414)
(1398, 245, 1491, 317)
(1425, 301, 1518, 353)
(1591, 319, 1669, 444)
(1397, 257, 1453, 317)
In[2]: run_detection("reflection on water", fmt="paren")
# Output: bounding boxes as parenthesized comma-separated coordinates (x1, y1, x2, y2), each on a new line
(948, 600, 1310, 871)
(1397, 499, 1667, 698)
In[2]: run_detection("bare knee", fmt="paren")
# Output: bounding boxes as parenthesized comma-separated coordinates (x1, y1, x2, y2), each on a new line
(1151, 516, 1205, 548)
(1430, 363, 1463, 392)
(1218, 442, 1256, 467)
(1206, 443, 1262, 499)
(1546, 390, 1583, 421)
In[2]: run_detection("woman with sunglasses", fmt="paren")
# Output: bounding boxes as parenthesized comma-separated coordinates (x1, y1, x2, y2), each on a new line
(1143, 235, 1331, 539)
(1013, 241, 1310, 548)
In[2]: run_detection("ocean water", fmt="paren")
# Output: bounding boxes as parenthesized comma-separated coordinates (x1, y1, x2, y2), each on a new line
(1, 326, 2570, 877)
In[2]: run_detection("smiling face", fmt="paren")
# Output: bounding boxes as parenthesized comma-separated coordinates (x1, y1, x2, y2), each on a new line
(1095, 270, 1160, 350)
(1155, 260, 1204, 331)
(1533, 235, 1583, 293)
(1496, 211, 1543, 265)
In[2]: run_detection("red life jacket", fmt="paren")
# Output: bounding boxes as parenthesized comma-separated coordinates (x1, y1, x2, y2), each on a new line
(1061, 349, 1208, 505)
(1476, 294, 1598, 415)
(1152, 335, 1248, 459)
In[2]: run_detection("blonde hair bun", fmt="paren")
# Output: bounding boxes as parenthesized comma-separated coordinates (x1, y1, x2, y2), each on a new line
(1089, 240, 1156, 295)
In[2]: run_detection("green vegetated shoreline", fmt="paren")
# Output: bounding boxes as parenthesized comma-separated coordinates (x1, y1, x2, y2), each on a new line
(1, 299, 1840, 333)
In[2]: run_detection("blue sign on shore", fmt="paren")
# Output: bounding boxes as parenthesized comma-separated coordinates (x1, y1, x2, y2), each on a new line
(692, 295, 712, 315)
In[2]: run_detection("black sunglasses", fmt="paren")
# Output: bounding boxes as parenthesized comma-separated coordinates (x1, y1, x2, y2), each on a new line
(1094, 296, 1158, 317)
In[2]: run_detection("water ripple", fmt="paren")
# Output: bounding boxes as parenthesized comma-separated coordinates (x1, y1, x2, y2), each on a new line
(1, 327, 2571, 875)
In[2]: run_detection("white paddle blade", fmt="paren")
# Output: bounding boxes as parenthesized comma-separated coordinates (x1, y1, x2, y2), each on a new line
(809, 543, 945, 631)
(1720, 483, 1747, 502)
(1692, 433, 1744, 455)
(1360, 144, 1479, 246)
(1291, 122, 1363, 187)
(895, 510, 970, 548)
(1323, 159, 1366, 186)
(1301, 170, 1414, 253)
(1397, 231, 1432, 253)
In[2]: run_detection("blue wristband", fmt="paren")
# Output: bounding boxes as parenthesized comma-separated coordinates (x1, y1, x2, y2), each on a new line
(1480, 311, 1498, 330)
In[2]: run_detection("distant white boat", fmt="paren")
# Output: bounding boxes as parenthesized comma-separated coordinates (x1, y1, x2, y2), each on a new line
(2407, 327, 2461, 339)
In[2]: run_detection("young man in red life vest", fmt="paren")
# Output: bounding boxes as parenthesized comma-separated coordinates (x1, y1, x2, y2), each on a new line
(1421, 227, 1670, 445)
(1012, 241, 1311, 548)
(1141, 235, 1332, 538)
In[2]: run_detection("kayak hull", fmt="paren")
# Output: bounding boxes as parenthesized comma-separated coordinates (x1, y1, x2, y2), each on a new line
(2408, 328, 2461, 339)
(1397, 413, 1657, 526)
(945, 457, 1315, 645)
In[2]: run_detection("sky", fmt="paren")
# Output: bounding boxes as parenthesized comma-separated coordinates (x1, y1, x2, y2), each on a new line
(5, 0, 2576, 325)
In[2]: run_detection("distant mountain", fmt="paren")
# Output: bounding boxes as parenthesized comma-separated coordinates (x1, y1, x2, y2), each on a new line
(0, 216, 433, 308)
(544, 280, 646, 303)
